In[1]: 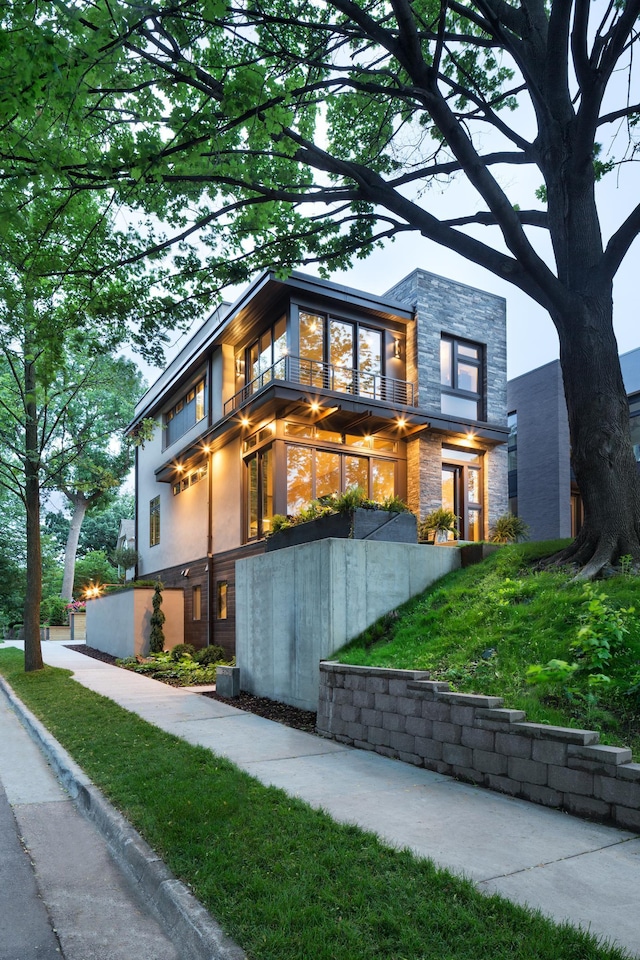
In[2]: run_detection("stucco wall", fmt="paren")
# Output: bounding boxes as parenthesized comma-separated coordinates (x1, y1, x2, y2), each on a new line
(85, 588, 184, 659)
(236, 540, 460, 710)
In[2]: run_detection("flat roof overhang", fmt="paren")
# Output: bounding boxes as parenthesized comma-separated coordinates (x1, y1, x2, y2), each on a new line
(154, 381, 430, 482)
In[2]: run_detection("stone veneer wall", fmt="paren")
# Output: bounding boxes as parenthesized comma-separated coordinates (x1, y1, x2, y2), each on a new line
(317, 662, 640, 830)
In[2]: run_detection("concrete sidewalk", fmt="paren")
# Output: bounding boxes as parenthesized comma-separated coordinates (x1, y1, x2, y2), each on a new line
(3, 641, 640, 958)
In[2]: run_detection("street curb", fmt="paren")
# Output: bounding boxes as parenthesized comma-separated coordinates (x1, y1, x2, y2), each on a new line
(0, 676, 246, 960)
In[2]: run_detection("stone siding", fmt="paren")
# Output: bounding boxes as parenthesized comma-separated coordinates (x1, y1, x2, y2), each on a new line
(317, 663, 640, 830)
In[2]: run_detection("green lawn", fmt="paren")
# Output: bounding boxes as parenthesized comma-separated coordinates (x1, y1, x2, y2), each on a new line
(337, 541, 640, 758)
(0, 645, 631, 960)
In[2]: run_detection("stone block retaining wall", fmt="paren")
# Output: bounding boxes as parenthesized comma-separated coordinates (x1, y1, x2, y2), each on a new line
(317, 662, 640, 830)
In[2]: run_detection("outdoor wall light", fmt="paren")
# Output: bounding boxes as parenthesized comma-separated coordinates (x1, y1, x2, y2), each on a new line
(235, 357, 245, 377)
(241, 415, 250, 427)
(393, 338, 402, 359)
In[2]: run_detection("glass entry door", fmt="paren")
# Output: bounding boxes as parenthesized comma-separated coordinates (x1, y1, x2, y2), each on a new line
(442, 447, 483, 541)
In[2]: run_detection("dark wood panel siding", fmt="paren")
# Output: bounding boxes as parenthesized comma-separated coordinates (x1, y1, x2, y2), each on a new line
(211, 542, 266, 658)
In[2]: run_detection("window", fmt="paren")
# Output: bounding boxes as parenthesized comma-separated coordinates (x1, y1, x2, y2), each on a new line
(630, 394, 640, 463)
(441, 445, 483, 541)
(192, 585, 202, 621)
(440, 336, 483, 420)
(217, 581, 228, 620)
(246, 446, 273, 539)
(172, 460, 208, 495)
(246, 316, 287, 393)
(149, 496, 160, 546)
(507, 411, 518, 511)
(298, 311, 384, 398)
(164, 378, 207, 447)
(286, 445, 397, 514)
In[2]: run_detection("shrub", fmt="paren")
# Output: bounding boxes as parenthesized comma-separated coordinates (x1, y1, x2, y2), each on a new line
(170, 643, 197, 661)
(490, 514, 530, 544)
(149, 580, 166, 653)
(195, 645, 225, 665)
(41, 596, 70, 626)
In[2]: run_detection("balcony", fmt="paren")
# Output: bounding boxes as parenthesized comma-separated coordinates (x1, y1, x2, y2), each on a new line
(224, 355, 415, 416)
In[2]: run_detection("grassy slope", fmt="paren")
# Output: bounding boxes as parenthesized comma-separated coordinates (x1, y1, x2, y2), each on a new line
(0, 646, 631, 960)
(337, 541, 640, 758)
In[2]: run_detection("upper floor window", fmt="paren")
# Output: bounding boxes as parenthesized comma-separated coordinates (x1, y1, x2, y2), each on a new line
(149, 496, 160, 546)
(629, 394, 640, 462)
(440, 336, 483, 420)
(164, 379, 206, 448)
(245, 316, 287, 393)
(299, 311, 383, 396)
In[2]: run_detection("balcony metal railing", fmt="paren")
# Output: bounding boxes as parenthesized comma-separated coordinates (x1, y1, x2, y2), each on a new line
(223, 355, 415, 416)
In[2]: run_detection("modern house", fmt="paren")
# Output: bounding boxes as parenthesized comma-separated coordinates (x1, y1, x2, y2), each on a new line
(129, 268, 508, 652)
(506, 347, 640, 540)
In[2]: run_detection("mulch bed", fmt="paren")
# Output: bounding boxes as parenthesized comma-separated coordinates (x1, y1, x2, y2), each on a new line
(65, 645, 318, 733)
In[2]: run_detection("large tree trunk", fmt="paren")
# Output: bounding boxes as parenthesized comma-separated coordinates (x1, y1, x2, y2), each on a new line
(23, 348, 43, 672)
(550, 297, 640, 577)
(60, 495, 89, 600)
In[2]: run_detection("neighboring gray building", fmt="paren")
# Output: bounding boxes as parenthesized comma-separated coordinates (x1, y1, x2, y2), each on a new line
(507, 347, 640, 541)
(129, 267, 508, 652)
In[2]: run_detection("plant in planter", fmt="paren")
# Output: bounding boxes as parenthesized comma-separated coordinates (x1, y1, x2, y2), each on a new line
(418, 508, 459, 543)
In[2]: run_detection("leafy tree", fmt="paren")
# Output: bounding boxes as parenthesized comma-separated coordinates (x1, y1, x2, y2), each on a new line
(2, 1, 640, 576)
(73, 551, 119, 598)
(47, 354, 144, 600)
(0, 179, 195, 671)
(45, 492, 135, 558)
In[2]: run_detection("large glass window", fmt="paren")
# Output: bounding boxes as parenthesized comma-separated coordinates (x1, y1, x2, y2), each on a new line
(149, 496, 160, 546)
(246, 446, 274, 539)
(286, 445, 397, 512)
(299, 311, 386, 398)
(440, 336, 483, 420)
(164, 378, 207, 447)
(286, 445, 313, 514)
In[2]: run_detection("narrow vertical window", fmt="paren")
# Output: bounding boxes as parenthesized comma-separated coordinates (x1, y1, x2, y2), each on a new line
(149, 496, 160, 546)
(217, 581, 228, 620)
(192, 585, 202, 621)
(440, 336, 483, 420)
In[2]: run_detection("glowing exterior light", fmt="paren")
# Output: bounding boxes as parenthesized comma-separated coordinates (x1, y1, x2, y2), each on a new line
(310, 401, 321, 413)
(397, 417, 406, 428)
(394, 338, 402, 359)
(241, 416, 250, 427)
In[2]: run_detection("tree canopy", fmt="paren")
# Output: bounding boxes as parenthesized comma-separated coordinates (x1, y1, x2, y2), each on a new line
(1, 0, 639, 577)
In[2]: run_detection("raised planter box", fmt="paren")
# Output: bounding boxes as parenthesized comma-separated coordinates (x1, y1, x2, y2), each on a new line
(266, 508, 417, 552)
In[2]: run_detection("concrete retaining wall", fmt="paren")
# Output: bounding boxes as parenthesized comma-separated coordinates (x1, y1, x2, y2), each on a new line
(236, 540, 460, 710)
(317, 662, 640, 830)
(86, 588, 184, 659)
